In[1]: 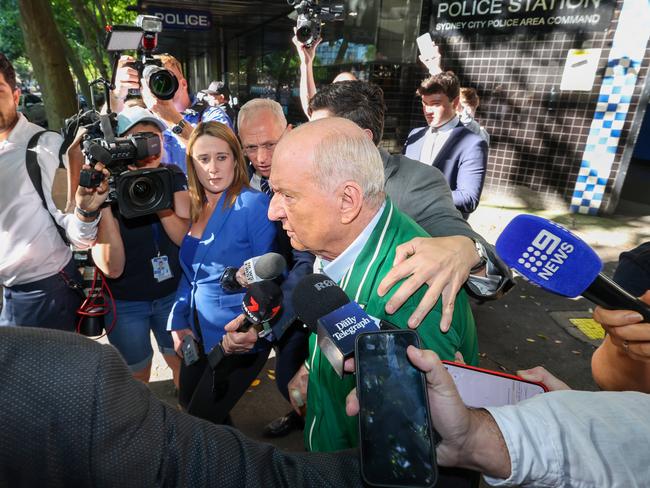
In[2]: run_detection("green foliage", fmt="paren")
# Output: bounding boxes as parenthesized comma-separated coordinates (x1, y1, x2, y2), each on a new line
(0, 0, 23, 60)
(1, 0, 137, 85)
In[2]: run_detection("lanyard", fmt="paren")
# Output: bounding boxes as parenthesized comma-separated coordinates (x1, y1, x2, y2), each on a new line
(152, 222, 162, 256)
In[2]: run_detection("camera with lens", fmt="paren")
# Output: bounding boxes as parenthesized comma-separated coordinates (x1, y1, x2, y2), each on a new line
(105, 15, 178, 101)
(65, 103, 174, 220)
(288, 0, 345, 47)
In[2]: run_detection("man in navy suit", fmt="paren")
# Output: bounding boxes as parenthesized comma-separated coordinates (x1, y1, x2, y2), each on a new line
(403, 72, 488, 218)
(236, 98, 315, 437)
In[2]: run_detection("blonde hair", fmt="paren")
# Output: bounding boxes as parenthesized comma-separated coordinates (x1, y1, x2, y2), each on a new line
(186, 122, 250, 222)
(460, 87, 480, 109)
(156, 54, 184, 78)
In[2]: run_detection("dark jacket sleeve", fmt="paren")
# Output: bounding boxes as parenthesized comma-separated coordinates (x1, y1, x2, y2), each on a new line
(271, 248, 315, 340)
(0, 327, 361, 488)
(451, 138, 488, 215)
(92, 335, 362, 487)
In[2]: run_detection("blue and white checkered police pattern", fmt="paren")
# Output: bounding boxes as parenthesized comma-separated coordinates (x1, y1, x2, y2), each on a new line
(570, 0, 649, 215)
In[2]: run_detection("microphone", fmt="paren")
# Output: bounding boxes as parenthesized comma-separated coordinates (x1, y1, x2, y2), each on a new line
(293, 274, 381, 377)
(220, 252, 287, 292)
(207, 280, 283, 370)
(237, 280, 283, 333)
(495, 214, 650, 321)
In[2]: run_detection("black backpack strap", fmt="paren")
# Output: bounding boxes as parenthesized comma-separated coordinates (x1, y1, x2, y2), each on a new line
(26, 130, 69, 245)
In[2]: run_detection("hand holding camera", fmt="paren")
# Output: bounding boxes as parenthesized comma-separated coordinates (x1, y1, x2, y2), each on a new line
(292, 28, 322, 64)
(74, 162, 110, 221)
(111, 55, 140, 112)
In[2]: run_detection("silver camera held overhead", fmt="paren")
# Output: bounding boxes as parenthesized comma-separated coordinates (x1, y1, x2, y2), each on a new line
(288, 0, 345, 47)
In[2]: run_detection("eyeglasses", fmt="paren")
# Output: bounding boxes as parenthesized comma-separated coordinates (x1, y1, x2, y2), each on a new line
(243, 142, 278, 155)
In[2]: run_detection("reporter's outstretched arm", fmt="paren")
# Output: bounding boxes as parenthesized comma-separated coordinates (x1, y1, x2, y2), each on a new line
(591, 291, 650, 393)
(345, 347, 511, 478)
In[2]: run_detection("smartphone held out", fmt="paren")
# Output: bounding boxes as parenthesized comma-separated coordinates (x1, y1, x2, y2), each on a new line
(416, 32, 437, 60)
(355, 330, 437, 488)
(443, 361, 548, 408)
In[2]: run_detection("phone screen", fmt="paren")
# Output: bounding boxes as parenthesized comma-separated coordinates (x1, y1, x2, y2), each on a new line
(444, 362, 546, 408)
(356, 331, 436, 487)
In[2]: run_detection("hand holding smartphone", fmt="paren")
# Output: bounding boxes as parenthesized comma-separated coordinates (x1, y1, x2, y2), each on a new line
(355, 330, 437, 488)
(181, 334, 200, 366)
(416, 33, 442, 75)
(443, 361, 548, 408)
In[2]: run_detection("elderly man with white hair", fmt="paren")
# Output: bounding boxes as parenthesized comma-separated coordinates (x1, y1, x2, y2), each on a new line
(268, 117, 478, 453)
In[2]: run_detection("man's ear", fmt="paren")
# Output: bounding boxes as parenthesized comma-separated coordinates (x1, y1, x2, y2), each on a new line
(12, 88, 20, 107)
(451, 96, 461, 110)
(339, 181, 364, 225)
(286, 124, 293, 133)
(362, 128, 374, 142)
(179, 77, 188, 93)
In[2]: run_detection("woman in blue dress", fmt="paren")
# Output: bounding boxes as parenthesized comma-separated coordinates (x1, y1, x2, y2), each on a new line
(168, 121, 276, 424)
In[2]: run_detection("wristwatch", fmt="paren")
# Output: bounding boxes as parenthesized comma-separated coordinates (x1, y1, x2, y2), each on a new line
(171, 118, 187, 135)
(470, 239, 488, 274)
(75, 206, 100, 219)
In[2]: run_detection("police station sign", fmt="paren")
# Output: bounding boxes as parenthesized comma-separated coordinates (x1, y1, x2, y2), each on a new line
(146, 7, 212, 31)
(430, 0, 616, 34)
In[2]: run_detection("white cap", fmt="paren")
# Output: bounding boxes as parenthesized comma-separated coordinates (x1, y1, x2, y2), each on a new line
(116, 106, 167, 136)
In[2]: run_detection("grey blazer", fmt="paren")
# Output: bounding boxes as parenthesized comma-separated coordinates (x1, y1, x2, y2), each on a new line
(380, 149, 513, 299)
(0, 327, 361, 487)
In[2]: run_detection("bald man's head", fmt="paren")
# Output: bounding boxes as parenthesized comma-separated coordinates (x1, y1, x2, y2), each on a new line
(268, 117, 385, 260)
(273, 117, 384, 204)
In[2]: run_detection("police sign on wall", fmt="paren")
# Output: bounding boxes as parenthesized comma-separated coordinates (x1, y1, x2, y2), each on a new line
(430, 0, 616, 34)
(146, 7, 212, 31)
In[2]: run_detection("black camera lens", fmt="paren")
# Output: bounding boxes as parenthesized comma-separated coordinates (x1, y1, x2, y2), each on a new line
(143, 65, 178, 101)
(296, 16, 320, 46)
(128, 176, 157, 208)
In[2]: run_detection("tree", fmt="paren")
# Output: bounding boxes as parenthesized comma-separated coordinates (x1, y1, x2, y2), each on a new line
(19, 0, 77, 130)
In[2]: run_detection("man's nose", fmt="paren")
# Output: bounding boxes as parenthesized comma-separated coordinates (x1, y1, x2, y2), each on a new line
(258, 147, 272, 163)
(267, 193, 283, 221)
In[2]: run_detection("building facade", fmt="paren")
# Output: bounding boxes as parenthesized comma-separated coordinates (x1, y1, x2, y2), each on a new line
(143, 0, 650, 214)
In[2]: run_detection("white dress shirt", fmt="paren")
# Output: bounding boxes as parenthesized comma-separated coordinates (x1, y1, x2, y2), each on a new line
(484, 390, 650, 487)
(0, 114, 99, 286)
(312, 202, 385, 283)
(249, 172, 263, 192)
(419, 115, 460, 165)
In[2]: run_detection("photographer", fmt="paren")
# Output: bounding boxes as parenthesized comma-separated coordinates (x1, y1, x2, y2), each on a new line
(110, 54, 232, 173)
(204, 80, 236, 128)
(90, 106, 190, 385)
(0, 53, 108, 331)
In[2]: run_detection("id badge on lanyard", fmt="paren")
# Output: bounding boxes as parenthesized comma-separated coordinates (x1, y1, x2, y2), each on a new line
(151, 223, 173, 282)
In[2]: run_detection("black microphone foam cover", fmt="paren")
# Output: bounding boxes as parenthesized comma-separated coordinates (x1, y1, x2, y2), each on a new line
(86, 142, 112, 164)
(292, 273, 350, 332)
(254, 252, 287, 280)
(243, 280, 283, 324)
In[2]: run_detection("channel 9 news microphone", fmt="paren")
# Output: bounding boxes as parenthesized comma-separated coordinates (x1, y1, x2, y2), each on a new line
(496, 214, 650, 321)
(220, 252, 287, 292)
(292, 274, 382, 377)
(207, 280, 283, 370)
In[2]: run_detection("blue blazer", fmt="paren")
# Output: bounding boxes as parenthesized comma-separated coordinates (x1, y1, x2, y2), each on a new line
(403, 123, 488, 217)
(168, 187, 276, 354)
